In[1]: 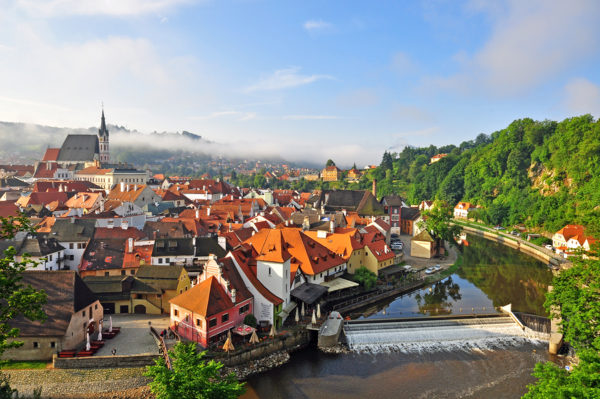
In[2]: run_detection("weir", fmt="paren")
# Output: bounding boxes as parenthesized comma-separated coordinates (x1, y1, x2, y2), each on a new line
(343, 314, 546, 353)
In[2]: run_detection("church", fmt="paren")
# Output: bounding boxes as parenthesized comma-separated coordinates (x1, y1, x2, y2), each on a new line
(42, 109, 110, 167)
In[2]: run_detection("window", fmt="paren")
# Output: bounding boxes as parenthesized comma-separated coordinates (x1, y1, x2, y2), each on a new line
(209, 318, 217, 328)
(158, 258, 163, 264)
(196, 319, 202, 327)
(82, 310, 86, 317)
(104, 272, 109, 277)
(239, 304, 250, 314)
(173, 309, 178, 316)
(95, 304, 98, 310)
(268, 267, 271, 276)
(78, 243, 85, 249)
(69, 255, 74, 261)
(33, 342, 39, 348)
(221, 313, 229, 323)
(69, 243, 74, 249)
(48, 255, 53, 261)
(121, 270, 125, 276)
(50, 342, 56, 348)
(89, 306, 92, 317)
(130, 269, 135, 275)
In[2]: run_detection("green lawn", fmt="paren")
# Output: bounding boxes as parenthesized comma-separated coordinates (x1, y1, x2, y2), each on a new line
(0, 360, 48, 369)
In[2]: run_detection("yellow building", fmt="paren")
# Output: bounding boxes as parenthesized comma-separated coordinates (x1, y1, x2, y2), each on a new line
(321, 165, 341, 181)
(136, 265, 191, 313)
(75, 165, 147, 191)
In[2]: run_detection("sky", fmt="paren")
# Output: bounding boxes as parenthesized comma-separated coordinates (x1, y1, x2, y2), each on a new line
(1, 0, 600, 167)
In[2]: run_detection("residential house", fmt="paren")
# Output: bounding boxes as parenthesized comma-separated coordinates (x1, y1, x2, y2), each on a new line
(75, 167, 147, 192)
(44, 218, 96, 270)
(170, 256, 253, 347)
(2, 271, 102, 361)
(136, 265, 191, 313)
(313, 190, 386, 217)
(552, 224, 596, 256)
(83, 275, 161, 314)
(430, 153, 448, 164)
(454, 202, 476, 219)
(321, 165, 341, 181)
(400, 207, 421, 235)
(106, 183, 160, 209)
(410, 230, 444, 259)
(381, 195, 406, 235)
(0, 233, 66, 270)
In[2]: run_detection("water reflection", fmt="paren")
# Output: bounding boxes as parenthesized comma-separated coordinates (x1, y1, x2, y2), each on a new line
(415, 276, 461, 315)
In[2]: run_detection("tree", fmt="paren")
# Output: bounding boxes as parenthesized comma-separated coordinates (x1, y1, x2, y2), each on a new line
(0, 214, 47, 356)
(353, 267, 377, 290)
(325, 159, 336, 167)
(145, 342, 245, 399)
(524, 247, 600, 397)
(418, 201, 462, 249)
(380, 151, 393, 171)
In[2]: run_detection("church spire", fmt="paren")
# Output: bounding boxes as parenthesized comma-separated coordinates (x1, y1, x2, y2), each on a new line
(99, 107, 108, 138)
(98, 106, 110, 164)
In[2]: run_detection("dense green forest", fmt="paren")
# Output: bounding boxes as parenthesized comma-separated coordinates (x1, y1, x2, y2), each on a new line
(366, 115, 600, 234)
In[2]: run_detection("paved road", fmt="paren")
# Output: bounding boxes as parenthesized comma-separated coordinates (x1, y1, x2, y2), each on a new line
(95, 314, 170, 356)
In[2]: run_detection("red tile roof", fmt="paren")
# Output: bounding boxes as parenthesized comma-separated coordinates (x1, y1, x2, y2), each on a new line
(170, 276, 233, 317)
(229, 250, 283, 305)
(42, 148, 60, 162)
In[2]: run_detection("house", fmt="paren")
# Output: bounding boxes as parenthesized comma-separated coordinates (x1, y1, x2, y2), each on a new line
(381, 195, 406, 235)
(136, 265, 191, 313)
(430, 153, 448, 164)
(75, 167, 147, 192)
(410, 230, 444, 259)
(363, 240, 397, 273)
(321, 165, 341, 182)
(368, 218, 392, 245)
(2, 271, 102, 361)
(170, 255, 253, 347)
(347, 168, 362, 181)
(64, 192, 103, 213)
(400, 207, 421, 235)
(304, 229, 366, 274)
(454, 202, 475, 219)
(151, 237, 226, 277)
(313, 190, 386, 217)
(552, 224, 596, 255)
(106, 183, 160, 209)
(43, 218, 96, 270)
(0, 234, 66, 270)
(83, 275, 162, 314)
(419, 200, 434, 211)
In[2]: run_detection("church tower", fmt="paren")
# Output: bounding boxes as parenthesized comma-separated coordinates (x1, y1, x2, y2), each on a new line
(98, 108, 110, 164)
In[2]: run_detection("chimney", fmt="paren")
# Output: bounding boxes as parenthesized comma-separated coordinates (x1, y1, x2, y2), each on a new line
(330, 220, 335, 233)
(372, 179, 377, 198)
(342, 209, 347, 217)
(121, 220, 129, 230)
(207, 207, 211, 216)
(195, 209, 200, 219)
(126, 184, 130, 192)
(133, 184, 137, 191)
(128, 237, 134, 253)
(302, 216, 310, 231)
(120, 182, 125, 192)
(231, 288, 236, 303)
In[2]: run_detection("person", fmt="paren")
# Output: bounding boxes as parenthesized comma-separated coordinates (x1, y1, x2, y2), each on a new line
(160, 329, 165, 337)
(111, 348, 117, 356)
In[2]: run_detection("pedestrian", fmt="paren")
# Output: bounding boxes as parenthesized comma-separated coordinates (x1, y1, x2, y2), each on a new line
(111, 348, 117, 356)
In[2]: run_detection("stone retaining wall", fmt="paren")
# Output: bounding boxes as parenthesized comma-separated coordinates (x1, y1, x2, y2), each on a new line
(216, 330, 310, 367)
(53, 354, 159, 369)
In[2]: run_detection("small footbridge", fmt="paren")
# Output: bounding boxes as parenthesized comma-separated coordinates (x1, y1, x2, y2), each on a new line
(341, 312, 551, 353)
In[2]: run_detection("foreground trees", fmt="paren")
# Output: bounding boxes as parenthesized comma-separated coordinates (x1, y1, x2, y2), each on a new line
(145, 342, 245, 399)
(524, 249, 600, 398)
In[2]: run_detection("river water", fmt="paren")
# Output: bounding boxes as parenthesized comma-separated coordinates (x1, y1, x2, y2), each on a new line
(242, 235, 554, 399)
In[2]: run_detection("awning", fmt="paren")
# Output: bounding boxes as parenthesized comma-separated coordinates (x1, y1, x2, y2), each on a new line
(290, 283, 329, 305)
(320, 277, 359, 293)
(277, 301, 297, 319)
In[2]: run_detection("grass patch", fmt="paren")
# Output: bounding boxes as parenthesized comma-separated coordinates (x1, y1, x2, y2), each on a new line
(0, 360, 48, 369)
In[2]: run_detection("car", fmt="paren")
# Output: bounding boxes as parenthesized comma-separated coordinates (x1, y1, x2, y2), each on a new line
(433, 264, 442, 271)
(510, 230, 520, 236)
(425, 267, 435, 274)
(493, 225, 505, 230)
(403, 265, 413, 271)
(545, 244, 553, 250)
(390, 243, 403, 251)
(391, 233, 400, 239)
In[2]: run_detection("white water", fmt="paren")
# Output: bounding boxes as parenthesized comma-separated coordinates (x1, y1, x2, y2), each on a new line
(344, 318, 546, 353)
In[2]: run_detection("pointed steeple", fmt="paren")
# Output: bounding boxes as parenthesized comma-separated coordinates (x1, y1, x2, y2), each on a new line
(99, 108, 109, 138)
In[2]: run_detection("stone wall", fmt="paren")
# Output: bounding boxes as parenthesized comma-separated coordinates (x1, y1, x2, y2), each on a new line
(53, 354, 158, 369)
(215, 329, 310, 367)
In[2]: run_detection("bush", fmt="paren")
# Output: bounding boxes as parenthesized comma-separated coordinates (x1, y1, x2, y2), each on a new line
(354, 267, 377, 290)
(243, 314, 257, 328)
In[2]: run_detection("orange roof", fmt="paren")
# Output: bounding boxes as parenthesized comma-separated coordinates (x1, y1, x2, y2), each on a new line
(122, 242, 154, 269)
(170, 276, 233, 317)
(365, 240, 395, 262)
(455, 201, 474, 210)
(107, 184, 148, 203)
(42, 148, 60, 162)
(244, 229, 291, 263)
(304, 229, 364, 260)
(64, 192, 102, 209)
(556, 224, 585, 240)
(229, 250, 283, 305)
(77, 166, 113, 175)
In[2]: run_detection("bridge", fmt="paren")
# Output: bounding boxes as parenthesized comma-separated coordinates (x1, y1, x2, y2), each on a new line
(340, 313, 550, 352)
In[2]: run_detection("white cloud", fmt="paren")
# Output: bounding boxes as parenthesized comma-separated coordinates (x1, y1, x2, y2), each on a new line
(16, 0, 196, 17)
(427, 0, 600, 96)
(283, 115, 340, 120)
(564, 78, 600, 116)
(244, 67, 333, 92)
(303, 19, 333, 33)
(190, 111, 257, 121)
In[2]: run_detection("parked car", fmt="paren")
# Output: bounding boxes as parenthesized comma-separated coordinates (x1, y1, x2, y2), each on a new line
(403, 265, 413, 272)
(545, 244, 553, 250)
(493, 225, 505, 230)
(433, 264, 442, 271)
(391, 233, 400, 239)
(425, 267, 435, 274)
(510, 230, 520, 236)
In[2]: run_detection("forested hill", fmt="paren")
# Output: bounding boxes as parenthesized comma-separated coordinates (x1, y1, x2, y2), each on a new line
(370, 115, 600, 233)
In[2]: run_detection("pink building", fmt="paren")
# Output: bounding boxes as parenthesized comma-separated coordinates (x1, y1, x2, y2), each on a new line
(169, 256, 253, 347)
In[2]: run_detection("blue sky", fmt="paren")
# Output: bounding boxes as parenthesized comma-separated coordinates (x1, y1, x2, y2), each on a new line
(1, 0, 599, 167)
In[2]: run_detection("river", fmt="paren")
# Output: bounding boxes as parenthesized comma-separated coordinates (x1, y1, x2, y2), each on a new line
(242, 235, 555, 399)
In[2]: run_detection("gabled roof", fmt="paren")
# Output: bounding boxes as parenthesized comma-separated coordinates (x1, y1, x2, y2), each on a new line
(107, 184, 153, 203)
(80, 238, 127, 271)
(152, 237, 195, 257)
(64, 192, 102, 209)
(365, 240, 395, 261)
(136, 264, 186, 291)
(170, 276, 233, 318)
(401, 207, 421, 221)
(45, 218, 96, 242)
(229, 250, 283, 305)
(244, 229, 291, 263)
(83, 275, 159, 300)
(33, 162, 59, 179)
(381, 195, 404, 207)
(412, 229, 435, 242)
(18, 236, 65, 256)
(0, 202, 19, 218)
(194, 237, 226, 258)
(16, 192, 68, 208)
(10, 271, 98, 336)
(0, 177, 29, 188)
(57, 134, 99, 162)
(33, 180, 102, 193)
(42, 148, 60, 162)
